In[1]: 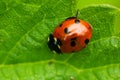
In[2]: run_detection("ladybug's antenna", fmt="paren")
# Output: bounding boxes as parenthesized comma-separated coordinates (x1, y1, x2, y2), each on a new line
(75, 10, 79, 19)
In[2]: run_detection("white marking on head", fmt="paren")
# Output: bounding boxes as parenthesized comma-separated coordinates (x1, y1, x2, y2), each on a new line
(47, 37, 50, 42)
(52, 50, 57, 54)
(57, 45, 61, 49)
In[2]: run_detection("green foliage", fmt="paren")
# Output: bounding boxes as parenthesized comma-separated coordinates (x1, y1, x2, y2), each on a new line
(0, 0, 120, 79)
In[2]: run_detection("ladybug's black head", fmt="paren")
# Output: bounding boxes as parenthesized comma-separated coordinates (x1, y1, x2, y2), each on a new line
(47, 34, 62, 54)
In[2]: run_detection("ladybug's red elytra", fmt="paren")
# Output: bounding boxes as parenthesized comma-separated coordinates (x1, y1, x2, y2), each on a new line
(47, 11, 92, 54)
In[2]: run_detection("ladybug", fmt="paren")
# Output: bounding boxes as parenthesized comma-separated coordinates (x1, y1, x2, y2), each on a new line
(47, 11, 92, 54)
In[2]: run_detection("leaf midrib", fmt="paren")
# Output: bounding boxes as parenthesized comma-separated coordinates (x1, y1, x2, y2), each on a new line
(0, 59, 120, 74)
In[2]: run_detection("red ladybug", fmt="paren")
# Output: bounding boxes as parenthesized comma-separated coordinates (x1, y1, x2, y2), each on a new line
(47, 11, 92, 54)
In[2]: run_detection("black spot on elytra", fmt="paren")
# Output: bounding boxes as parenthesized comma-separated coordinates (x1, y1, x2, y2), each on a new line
(89, 26, 92, 29)
(75, 19, 80, 23)
(71, 37, 77, 41)
(64, 28, 69, 34)
(85, 39, 89, 44)
(59, 23, 62, 27)
(71, 41, 76, 47)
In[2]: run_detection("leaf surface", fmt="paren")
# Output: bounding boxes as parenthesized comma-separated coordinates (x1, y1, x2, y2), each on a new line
(0, 0, 120, 79)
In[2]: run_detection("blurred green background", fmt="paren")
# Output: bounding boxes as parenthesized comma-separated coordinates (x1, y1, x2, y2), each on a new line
(77, 0, 120, 9)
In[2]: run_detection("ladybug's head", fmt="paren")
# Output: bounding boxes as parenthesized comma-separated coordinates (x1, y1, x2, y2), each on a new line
(47, 34, 62, 54)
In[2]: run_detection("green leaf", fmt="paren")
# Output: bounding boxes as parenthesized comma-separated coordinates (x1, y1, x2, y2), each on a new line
(0, 0, 120, 79)
(76, 0, 120, 9)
